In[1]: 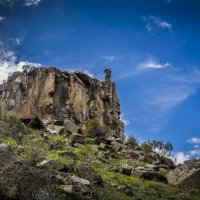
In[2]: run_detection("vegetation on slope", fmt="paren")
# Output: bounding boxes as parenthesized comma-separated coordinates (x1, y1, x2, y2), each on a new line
(0, 114, 199, 200)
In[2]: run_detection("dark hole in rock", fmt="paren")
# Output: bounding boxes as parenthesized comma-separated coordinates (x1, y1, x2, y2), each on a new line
(49, 91, 54, 97)
(53, 120, 64, 126)
(22, 117, 44, 129)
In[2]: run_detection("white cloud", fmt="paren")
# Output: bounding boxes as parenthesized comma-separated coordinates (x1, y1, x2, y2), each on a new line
(187, 137, 200, 144)
(150, 16, 172, 29)
(175, 152, 190, 164)
(138, 57, 170, 69)
(142, 15, 172, 32)
(0, 41, 42, 83)
(121, 56, 170, 79)
(189, 149, 200, 156)
(101, 55, 115, 62)
(175, 137, 200, 164)
(24, 0, 42, 6)
(0, 16, 5, 22)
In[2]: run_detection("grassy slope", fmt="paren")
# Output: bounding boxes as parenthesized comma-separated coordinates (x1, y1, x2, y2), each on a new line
(0, 131, 199, 200)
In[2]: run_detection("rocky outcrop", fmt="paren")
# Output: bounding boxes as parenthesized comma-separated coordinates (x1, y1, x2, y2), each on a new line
(0, 145, 100, 200)
(0, 67, 124, 138)
(167, 158, 200, 189)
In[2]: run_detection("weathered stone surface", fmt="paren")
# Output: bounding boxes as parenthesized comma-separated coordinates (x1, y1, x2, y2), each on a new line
(0, 67, 124, 138)
(0, 148, 74, 200)
(70, 133, 85, 146)
(77, 164, 103, 187)
(120, 164, 132, 175)
(139, 171, 168, 184)
(167, 158, 200, 189)
(63, 119, 79, 135)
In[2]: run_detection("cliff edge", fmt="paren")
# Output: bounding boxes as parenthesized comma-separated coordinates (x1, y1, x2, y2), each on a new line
(0, 67, 124, 138)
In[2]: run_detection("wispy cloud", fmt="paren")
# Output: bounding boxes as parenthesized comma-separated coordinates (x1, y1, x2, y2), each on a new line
(9, 37, 24, 46)
(121, 56, 170, 78)
(138, 57, 170, 70)
(101, 55, 115, 62)
(146, 86, 195, 111)
(150, 16, 172, 29)
(142, 15, 172, 32)
(118, 52, 200, 135)
(0, 0, 42, 7)
(0, 16, 5, 22)
(24, 0, 42, 6)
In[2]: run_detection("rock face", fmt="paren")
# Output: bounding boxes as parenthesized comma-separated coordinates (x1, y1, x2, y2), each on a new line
(167, 158, 200, 189)
(0, 67, 124, 138)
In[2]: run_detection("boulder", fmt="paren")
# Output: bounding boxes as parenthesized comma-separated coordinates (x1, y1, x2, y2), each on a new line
(63, 119, 79, 135)
(111, 140, 125, 151)
(37, 159, 74, 173)
(120, 164, 132, 175)
(77, 164, 103, 187)
(0, 147, 75, 200)
(0, 143, 10, 150)
(70, 133, 85, 146)
(98, 142, 107, 151)
(167, 158, 200, 189)
(47, 124, 66, 135)
(139, 171, 168, 184)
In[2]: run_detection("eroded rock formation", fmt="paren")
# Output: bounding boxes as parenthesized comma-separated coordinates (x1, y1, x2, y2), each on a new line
(0, 67, 124, 138)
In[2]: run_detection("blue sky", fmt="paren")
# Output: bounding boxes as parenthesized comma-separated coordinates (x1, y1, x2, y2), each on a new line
(0, 0, 200, 163)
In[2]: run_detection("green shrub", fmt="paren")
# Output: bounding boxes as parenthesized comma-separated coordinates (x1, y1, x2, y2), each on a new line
(22, 135, 47, 166)
(126, 135, 139, 150)
(141, 142, 153, 155)
(84, 118, 107, 139)
(0, 112, 28, 145)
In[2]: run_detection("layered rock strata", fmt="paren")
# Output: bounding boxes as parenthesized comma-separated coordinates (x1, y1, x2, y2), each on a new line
(0, 67, 124, 138)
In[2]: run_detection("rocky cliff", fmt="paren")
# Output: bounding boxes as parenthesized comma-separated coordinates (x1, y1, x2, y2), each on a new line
(0, 67, 124, 138)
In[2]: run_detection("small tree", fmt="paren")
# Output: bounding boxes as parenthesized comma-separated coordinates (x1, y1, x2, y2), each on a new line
(141, 142, 153, 155)
(147, 140, 173, 157)
(84, 118, 107, 140)
(126, 136, 139, 150)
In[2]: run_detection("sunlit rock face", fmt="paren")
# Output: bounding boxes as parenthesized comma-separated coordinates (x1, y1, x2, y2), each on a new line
(0, 67, 124, 138)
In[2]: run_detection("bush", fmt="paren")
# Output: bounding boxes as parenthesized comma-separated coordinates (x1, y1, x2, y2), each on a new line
(0, 112, 28, 145)
(22, 135, 47, 166)
(84, 118, 107, 138)
(126, 135, 139, 150)
(141, 142, 153, 155)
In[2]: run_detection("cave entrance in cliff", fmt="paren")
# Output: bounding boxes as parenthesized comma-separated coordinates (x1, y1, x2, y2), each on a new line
(22, 116, 44, 130)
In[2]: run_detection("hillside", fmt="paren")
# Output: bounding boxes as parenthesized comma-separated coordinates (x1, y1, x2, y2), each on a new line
(0, 67, 199, 200)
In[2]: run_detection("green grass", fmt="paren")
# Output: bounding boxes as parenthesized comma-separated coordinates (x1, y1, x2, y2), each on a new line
(48, 134, 66, 142)
(47, 149, 72, 164)
(96, 167, 180, 200)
